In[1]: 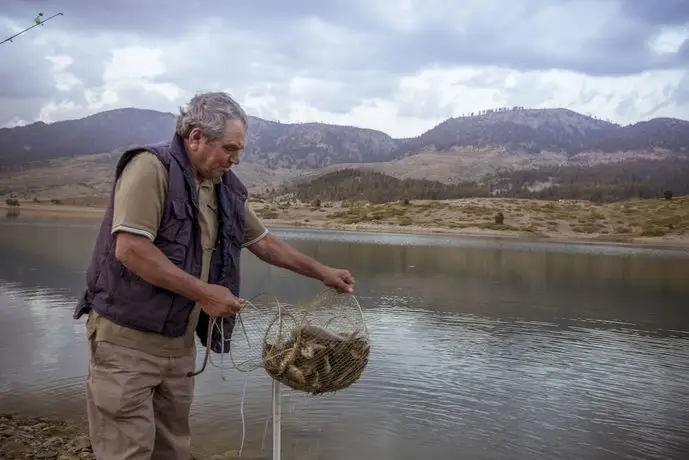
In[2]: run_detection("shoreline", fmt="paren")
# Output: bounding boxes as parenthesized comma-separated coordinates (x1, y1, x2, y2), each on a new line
(3, 201, 689, 250)
(266, 222, 689, 251)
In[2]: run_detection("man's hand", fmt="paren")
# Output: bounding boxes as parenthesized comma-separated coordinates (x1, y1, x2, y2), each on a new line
(197, 284, 244, 317)
(319, 267, 355, 293)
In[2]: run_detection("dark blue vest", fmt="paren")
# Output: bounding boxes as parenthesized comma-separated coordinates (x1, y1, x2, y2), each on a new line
(74, 134, 246, 353)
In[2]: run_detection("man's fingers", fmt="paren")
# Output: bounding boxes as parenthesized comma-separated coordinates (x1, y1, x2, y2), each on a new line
(338, 279, 353, 293)
(343, 272, 355, 288)
(322, 268, 355, 293)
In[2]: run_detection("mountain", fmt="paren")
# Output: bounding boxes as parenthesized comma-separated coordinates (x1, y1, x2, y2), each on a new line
(390, 107, 617, 158)
(0, 108, 401, 169)
(1, 106, 688, 202)
(2, 107, 688, 172)
(388, 107, 689, 158)
(590, 117, 689, 153)
(0, 108, 175, 167)
(244, 118, 402, 168)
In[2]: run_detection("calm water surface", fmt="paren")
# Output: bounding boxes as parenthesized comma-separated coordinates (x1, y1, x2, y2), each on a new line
(1, 215, 689, 459)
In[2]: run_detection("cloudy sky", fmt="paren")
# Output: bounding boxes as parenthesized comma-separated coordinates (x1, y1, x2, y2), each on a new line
(1, 0, 688, 138)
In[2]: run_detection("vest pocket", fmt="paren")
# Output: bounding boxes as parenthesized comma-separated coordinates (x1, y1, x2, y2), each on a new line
(224, 192, 246, 250)
(157, 200, 191, 240)
(166, 244, 186, 265)
(169, 199, 193, 243)
(156, 199, 193, 266)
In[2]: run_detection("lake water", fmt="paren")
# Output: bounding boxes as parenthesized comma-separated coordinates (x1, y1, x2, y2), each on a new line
(1, 215, 689, 459)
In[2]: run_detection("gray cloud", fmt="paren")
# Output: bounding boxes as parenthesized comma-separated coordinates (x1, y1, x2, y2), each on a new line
(4, 0, 687, 75)
(674, 73, 689, 104)
(0, 0, 688, 130)
(620, 0, 689, 27)
(0, 96, 47, 125)
(0, 41, 56, 98)
(2, 0, 370, 38)
(679, 39, 689, 64)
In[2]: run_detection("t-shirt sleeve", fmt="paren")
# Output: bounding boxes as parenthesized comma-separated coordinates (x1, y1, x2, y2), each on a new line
(111, 151, 169, 241)
(242, 202, 269, 248)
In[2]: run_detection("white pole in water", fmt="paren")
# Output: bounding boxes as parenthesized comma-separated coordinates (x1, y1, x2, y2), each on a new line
(272, 380, 282, 460)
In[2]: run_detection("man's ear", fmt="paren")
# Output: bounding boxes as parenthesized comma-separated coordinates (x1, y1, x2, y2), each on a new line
(187, 128, 204, 152)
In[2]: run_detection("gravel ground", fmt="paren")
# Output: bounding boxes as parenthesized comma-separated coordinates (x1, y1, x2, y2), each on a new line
(0, 413, 267, 459)
(0, 413, 94, 460)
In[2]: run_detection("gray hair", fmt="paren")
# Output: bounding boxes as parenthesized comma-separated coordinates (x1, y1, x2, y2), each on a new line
(175, 92, 248, 141)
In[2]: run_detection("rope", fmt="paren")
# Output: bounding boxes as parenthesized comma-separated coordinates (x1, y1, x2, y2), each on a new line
(239, 372, 249, 456)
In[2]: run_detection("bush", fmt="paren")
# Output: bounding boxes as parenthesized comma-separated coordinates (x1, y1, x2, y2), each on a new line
(259, 210, 279, 219)
(641, 228, 667, 237)
(494, 212, 504, 224)
(398, 216, 413, 226)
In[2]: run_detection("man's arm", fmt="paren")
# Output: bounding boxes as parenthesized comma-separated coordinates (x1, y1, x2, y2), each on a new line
(241, 201, 354, 292)
(115, 233, 208, 302)
(248, 232, 328, 280)
(248, 233, 355, 293)
(241, 202, 327, 280)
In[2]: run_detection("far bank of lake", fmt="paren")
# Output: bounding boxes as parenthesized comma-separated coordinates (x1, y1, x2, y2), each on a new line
(2, 194, 689, 249)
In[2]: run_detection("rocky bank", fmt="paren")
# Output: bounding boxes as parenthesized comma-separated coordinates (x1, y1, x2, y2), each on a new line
(0, 413, 266, 459)
(0, 413, 94, 460)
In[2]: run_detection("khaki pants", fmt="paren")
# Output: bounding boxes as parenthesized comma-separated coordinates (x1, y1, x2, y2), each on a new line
(86, 335, 196, 460)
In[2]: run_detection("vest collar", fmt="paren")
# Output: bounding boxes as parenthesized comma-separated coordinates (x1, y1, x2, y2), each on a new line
(171, 133, 224, 186)
(169, 134, 201, 210)
(169, 133, 193, 172)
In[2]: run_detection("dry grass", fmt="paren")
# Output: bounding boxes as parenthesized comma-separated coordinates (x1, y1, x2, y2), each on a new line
(250, 194, 689, 245)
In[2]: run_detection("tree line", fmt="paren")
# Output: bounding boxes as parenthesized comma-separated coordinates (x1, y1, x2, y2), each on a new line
(276, 169, 491, 204)
(278, 159, 687, 204)
(486, 158, 689, 202)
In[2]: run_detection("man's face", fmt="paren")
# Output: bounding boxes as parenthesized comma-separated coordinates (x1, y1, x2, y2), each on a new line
(186, 119, 245, 181)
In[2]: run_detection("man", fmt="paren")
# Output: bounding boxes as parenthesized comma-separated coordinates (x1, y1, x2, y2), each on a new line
(73, 91, 355, 460)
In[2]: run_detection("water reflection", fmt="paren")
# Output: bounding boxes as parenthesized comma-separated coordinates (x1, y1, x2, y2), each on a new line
(1, 220, 689, 459)
(5, 206, 20, 219)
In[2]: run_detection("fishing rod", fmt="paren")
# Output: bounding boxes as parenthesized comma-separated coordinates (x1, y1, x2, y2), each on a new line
(0, 12, 64, 46)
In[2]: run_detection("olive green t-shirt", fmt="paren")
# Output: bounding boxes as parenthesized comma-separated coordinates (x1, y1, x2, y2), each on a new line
(86, 151, 269, 358)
